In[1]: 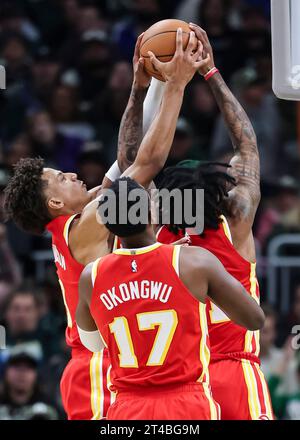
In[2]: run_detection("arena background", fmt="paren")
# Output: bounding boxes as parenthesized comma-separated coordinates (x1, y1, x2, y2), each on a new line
(0, 0, 299, 420)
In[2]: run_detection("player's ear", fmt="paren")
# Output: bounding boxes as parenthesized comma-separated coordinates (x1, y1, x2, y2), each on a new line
(48, 197, 64, 211)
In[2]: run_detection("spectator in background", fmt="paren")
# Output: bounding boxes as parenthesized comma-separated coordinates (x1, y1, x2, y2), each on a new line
(30, 48, 61, 106)
(268, 340, 300, 420)
(5, 135, 33, 168)
(0, 32, 32, 142)
(77, 148, 108, 190)
(60, 1, 109, 68)
(112, 0, 162, 61)
(255, 176, 300, 250)
(211, 67, 282, 180)
(48, 84, 95, 142)
(0, 165, 22, 312)
(1, 290, 60, 365)
(26, 110, 83, 172)
(0, 2, 40, 46)
(165, 117, 195, 167)
(260, 304, 283, 380)
(91, 60, 133, 164)
(279, 284, 300, 347)
(182, 78, 217, 157)
(76, 29, 112, 102)
(0, 352, 58, 420)
(260, 304, 299, 399)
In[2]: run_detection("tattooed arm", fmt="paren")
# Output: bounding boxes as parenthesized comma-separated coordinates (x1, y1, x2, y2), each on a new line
(190, 24, 260, 227)
(117, 85, 147, 172)
(117, 34, 150, 173)
(207, 73, 260, 223)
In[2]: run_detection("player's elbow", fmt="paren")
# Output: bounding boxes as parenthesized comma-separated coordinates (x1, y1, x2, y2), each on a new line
(246, 307, 265, 331)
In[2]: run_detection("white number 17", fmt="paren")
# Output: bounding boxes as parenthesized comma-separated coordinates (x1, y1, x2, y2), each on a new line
(109, 310, 178, 368)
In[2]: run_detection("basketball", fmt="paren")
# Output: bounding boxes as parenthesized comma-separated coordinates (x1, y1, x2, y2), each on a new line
(140, 19, 191, 81)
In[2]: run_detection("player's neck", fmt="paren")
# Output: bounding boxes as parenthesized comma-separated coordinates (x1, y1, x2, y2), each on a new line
(121, 230, 156, 250)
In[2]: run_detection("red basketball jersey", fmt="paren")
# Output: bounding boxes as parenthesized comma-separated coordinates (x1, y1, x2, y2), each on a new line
(47, 215, 86, 350)
(90, 243, 211, 392)
(157, 217, 260, 363)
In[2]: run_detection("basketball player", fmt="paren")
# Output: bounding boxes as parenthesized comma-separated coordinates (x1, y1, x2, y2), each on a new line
(4, 30, 207, 419)
(156, 23, 274, 420)
(76, 176, 265, 420)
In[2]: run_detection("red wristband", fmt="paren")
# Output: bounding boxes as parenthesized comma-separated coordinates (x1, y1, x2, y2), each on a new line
(204, 67, 219, 81)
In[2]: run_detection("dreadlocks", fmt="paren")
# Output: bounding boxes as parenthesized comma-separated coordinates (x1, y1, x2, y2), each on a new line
(158, 162, 236, 234)
(4, 158, 51, 235)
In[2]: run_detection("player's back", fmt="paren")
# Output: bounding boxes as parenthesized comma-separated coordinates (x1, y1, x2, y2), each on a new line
(91, 243, 210, 390)
(157, 218, 260, 363)
(90, 242, 219, 420)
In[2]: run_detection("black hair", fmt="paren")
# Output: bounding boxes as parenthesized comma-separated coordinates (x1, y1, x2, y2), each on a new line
(157, 162, 236, 234)
(98, 177, 150, 238)
(4, 158, 51, 235)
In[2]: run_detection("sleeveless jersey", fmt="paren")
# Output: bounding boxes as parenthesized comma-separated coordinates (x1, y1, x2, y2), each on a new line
(157, 217, 260, 363)
(47, 215, 87, 350)
(90, 243, 211, 392)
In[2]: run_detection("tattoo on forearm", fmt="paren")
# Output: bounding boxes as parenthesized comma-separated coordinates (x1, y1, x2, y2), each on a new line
(117, 87, 147, 172)
(208, 73, 260, 215)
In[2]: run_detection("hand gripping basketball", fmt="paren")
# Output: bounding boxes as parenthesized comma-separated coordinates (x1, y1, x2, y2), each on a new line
(148, 29, 210, 86)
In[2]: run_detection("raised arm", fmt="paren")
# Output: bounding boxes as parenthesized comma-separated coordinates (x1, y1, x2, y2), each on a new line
(123, 29, 209, 188)
(190, 24, 260, 226)
(117, 35, 150, 173)
(180, 246, 265, 330)
(76, 262, 105, 352)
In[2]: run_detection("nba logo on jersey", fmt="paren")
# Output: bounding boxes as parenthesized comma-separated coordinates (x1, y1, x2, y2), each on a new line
(131, 260, 138, 272)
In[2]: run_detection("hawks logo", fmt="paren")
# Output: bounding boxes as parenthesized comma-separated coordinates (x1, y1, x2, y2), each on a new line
(131, 260, 138, 273)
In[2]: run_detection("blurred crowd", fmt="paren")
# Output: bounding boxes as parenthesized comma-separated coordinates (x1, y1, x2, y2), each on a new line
(0, 0, 299, 420)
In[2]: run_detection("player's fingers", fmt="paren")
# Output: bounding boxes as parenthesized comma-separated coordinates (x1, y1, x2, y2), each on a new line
(186, 31, 197, 54)
(134, 33, 144, 61)
(189, 23, 208, 42)
(192, 40, 203, 61)
(148, 51, 161, 71)
(171, 236, 191, 246)
(175, 27, 183, 56)
(194, 53, 211, 69)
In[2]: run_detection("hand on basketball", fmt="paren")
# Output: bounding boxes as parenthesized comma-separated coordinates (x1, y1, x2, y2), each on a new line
(189, 23, 215, 75)
(148, 28, 209, 86)
(133, 33, 151, 90)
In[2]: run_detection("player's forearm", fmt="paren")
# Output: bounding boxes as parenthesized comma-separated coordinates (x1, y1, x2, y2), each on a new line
(117, 82, 147, 173)
(207, 72, 260, 202)
(138, 81, 185, 169)
(207, 72, 258, 157)
(143, 78, 165, 135)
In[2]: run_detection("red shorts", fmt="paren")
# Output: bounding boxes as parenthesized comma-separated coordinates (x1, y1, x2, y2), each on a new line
(60, 347, 114, 420)
(209, 358, 274, 420)
(107, 383, 221, 420)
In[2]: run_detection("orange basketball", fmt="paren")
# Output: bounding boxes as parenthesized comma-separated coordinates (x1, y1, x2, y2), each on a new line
(140, 19, 191, 82)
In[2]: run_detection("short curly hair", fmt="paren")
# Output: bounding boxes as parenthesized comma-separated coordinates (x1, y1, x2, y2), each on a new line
(4, 158, 52, 235)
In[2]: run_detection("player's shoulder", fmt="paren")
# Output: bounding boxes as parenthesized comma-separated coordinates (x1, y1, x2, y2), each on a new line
(180, 245, 218, 271)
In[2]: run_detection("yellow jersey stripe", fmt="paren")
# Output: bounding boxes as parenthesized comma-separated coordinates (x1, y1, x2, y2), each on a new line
(197, 303, 210, 383)
(58, 279, 72, 328)
(241, 360, 261, 419)
(220, 215, 233, 244)
(172, 245, 181, 276)
(107, 365, 116, 405)
(112, 235, 119, 251)
(90, 351, 104, 420)
(254, 363, 274, 419)
(203, 383, 219, 420)
(63, 214, 78, 246)
(113, 242, 162, 255)
(91, 258, 101, 287)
